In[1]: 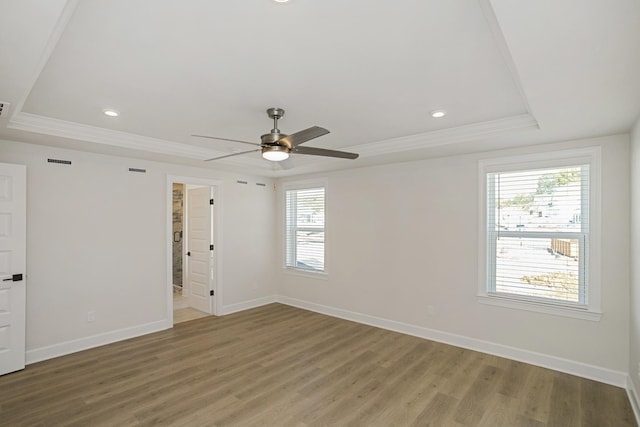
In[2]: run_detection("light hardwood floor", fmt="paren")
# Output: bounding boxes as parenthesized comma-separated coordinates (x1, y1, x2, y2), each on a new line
(0, 303, 635, 426)
(174, 307, 209, 324)
(173, 289, 209, 324)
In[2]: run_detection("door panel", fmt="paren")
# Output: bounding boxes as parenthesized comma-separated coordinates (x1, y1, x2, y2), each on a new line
(187, 187, 213, 314)
(0, 163, 26, 376)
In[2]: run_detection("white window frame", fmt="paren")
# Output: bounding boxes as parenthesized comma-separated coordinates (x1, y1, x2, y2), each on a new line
(478, 147, 601, 321)
(283, 179, 328, 277)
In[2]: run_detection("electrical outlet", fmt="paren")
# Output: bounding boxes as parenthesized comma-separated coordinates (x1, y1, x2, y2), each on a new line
(87, 311, 96, 322)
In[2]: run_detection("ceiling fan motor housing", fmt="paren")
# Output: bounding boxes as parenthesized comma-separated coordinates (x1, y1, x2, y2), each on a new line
(261, 131, 289, 147)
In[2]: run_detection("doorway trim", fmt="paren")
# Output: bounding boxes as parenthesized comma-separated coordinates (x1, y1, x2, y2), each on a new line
(166, 175, 223, 325)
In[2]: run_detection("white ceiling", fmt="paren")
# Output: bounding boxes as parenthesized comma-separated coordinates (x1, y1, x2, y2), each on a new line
(1, 0, 638, 176)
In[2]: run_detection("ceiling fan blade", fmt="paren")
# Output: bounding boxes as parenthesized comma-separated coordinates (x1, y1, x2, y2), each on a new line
(293, 146, 359, 159)
(192, 134, 261, 147)
(204, 149, 260, 161)
(277, 126, 329, 148)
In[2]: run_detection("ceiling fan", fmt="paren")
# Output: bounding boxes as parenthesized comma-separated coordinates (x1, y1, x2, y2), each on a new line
(193, 108, 359, 162)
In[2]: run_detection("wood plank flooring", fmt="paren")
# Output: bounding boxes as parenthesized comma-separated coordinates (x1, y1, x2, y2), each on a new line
(0, 303, 635, 426)
(173, 307, 209, 324)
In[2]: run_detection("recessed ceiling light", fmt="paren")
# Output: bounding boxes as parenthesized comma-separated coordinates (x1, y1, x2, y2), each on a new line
(273, 0, 290, 3)
(103, 109, 119, 117)
(430, 110, 447, 118)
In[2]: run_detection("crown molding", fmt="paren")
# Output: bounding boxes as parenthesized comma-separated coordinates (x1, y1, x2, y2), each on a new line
(353, 113, 539, 158)
(8, 112, 278, 173)
(9, 112, 226, 159)
(8, 111, 539, 169)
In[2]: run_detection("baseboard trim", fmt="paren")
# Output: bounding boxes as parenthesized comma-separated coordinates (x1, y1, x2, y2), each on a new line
(222, 296, 277, 315)
(24, 295, 278, 365)
(276, 295, 627, 388)
(23, 294, 630, 393)
(26, 319, 172, 365)
(627, 376, 640, 425)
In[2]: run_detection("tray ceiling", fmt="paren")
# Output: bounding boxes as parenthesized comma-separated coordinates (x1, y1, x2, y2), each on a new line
(0, 0, 638, 176)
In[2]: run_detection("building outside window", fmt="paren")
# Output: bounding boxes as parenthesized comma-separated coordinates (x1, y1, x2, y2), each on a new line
(478, 148, 601, 320)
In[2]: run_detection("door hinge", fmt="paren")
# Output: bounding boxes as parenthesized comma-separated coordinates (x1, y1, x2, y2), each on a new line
(187, 251, 191, 256)
(210, 198, 214, 205)
(210, 244, 214, 251)
(210, 290, 214, 296)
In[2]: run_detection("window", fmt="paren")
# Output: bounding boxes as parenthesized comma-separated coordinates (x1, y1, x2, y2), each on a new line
(285, 184, 325, 272)
(479, 148, 601, 320)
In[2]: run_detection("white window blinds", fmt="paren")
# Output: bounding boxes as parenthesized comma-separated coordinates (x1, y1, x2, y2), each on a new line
(285, 187, 325, 271)
(487, 166, 589, 305)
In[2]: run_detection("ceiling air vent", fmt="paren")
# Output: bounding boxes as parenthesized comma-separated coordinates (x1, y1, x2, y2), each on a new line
(0, 101, 10, 119)
(47, 158, 72, 165)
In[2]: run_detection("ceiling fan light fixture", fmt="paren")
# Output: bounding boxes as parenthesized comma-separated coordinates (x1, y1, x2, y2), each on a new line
(262, 146, 290, 161)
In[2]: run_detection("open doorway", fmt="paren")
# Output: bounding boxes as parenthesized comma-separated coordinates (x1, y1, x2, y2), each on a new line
(167, 176, 222, 325)
(172, 183, 206, 323)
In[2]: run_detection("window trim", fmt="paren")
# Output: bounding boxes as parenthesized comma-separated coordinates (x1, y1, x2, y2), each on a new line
(477, 147, 602, 321)
(282, 179, 328, 277)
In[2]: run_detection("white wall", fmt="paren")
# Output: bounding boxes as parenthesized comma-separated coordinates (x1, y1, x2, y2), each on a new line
(630, 117, 640, 399)
(0, 132, 633, 384)
(277, 134, 630, 378)
(0, 140, 277, 360)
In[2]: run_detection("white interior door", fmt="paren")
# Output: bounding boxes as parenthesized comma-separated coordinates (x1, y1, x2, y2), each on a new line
(187, 187, 213, 314)
(0, 163, 26, 376)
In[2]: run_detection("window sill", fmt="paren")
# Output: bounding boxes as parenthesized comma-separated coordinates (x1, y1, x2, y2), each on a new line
(477, 294, 602, 321)
(283, 267, 328, 281)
